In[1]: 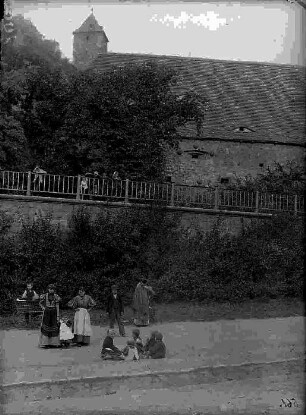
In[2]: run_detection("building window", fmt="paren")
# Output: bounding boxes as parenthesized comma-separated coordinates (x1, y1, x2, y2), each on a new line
(259, 163, 264, 167)
(234, 127, 255, 133)
(220, 177, 230, 184)
(191, 154, 199, 159)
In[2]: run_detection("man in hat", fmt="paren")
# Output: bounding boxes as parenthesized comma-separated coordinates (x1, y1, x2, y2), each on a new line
(106, 284, 125, 337)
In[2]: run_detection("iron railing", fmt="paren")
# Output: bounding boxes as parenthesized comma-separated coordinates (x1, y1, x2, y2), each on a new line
(0, 170, 304, 215)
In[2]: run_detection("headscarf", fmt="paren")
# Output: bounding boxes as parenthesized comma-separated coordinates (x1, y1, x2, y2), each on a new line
(155, 332, 163, 341)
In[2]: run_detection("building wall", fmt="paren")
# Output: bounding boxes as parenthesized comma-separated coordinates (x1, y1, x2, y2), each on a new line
(166, 138, 305, 186)
(73, 32, 107, 68)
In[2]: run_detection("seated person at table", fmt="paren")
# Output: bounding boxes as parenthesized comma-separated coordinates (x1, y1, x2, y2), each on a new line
(122, 339, 140, 361)
(132, 328, 144, 355)
(101, 329, 124, 360)
(21, 282, 39, 324)
(147, 332, 166, 359)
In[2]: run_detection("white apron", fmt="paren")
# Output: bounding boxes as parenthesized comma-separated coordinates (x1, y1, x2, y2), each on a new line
(74, 308, 92, 337)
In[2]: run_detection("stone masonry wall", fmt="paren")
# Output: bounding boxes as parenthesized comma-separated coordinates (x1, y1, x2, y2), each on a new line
(73, 32, 107, 68)
(0, 195, 263, 236)
(166, 139, 305, 186)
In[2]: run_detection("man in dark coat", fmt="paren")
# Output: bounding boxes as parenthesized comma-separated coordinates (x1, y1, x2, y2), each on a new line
(106, 285, 125, 337)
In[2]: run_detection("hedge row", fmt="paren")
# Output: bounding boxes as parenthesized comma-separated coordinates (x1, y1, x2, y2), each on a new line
(0, 207, 304, 314)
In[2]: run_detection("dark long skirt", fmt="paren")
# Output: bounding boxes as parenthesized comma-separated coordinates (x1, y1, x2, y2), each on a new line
(39, 307, 60, 347)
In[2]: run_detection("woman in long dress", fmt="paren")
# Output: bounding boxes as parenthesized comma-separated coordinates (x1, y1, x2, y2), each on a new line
(68, 287, 96, 346)
(132, 278, 155, 327)
(38, 284, 61, 348)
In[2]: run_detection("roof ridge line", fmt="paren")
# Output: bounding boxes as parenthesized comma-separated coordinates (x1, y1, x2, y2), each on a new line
(95, 52, 306, 69)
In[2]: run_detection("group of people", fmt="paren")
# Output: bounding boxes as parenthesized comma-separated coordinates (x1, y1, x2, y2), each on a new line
(19, 278, 163, 359)
(101, 328, 166, 361)
(80, 170, 122, 200)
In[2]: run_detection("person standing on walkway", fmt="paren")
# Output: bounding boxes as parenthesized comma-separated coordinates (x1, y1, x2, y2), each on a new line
(32, 165, 47, 191)
(38, 284, 60, 348)
(21, 281, 39, 324)
(80, 176, 88, 200)
(68, 287, 96, 346)
(132, 278, 155, 327)
(106, 284, 125, 337)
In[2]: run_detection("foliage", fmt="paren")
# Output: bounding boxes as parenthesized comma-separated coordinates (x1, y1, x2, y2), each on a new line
(58, 62, 206, 178)
(155, 215, 304, 303)
(2, 15, 73, 72)
(1, 16, 206, 178)
(0, 110, 30, 170)
(231, 161, 305, 194)
(0, 205, 303, 314)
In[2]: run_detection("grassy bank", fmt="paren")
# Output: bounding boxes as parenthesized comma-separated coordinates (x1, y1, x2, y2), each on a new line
(0, 298, 304, 331)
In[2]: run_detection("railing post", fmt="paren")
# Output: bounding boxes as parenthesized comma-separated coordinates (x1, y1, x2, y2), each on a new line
(26, 171, 31, 196)
(125, 179, 129, 204)
(294, 194, 298, 216)
(255, 191, 259, 213)
(76, 175, 81, 200)
(214, 187, 219, 210)
(170, 183, 175, 206)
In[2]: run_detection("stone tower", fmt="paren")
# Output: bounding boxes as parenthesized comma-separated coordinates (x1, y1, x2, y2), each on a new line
(73, 12, 109, 69)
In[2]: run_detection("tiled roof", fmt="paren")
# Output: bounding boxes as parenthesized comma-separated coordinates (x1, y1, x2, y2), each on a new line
(73, 13, 109, 43)
(91, 53, 306, 145)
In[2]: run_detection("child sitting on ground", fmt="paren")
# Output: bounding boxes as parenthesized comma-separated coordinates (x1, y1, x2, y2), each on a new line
(147, 331, 166, 359)
(101, 329, 125, 360)
(144, 330, 158, 353)
(59, 317, 74, 347)
(122, 339, 140, 361)
(132, 328, 144, 355)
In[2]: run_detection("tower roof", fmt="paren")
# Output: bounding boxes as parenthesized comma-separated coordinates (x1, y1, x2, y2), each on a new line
(73, 13, 109, 42)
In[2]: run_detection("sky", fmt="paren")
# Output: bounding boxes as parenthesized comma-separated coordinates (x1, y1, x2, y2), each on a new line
(12, 0, 306, 65)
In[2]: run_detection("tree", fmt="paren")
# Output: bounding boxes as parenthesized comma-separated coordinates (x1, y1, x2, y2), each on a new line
(1, 16, 206, 178)
(232, 161, 305, 194)
(2, 15, 73, 73)
(60, 62, 206, 179)
(1, 15, 77, 172)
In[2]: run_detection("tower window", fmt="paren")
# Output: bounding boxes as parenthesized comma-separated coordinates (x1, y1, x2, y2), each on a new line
(191, 154, 199, 159)
(86, 35, 89, 41)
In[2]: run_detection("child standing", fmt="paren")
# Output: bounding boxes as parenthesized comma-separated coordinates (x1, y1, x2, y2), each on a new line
(106, 285, 125, 337)
(59, 318, 74, 347)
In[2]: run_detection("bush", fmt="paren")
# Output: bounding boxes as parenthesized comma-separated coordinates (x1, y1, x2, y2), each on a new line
(0, 205, 304, 314)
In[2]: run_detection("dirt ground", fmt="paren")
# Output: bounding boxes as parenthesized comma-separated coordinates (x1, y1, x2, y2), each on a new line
(1, 316, 305, 414)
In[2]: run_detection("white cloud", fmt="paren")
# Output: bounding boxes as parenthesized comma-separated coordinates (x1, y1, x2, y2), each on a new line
(150, 10, 228, 31)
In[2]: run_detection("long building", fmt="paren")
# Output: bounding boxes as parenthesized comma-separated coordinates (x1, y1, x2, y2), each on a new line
(72, 12, 306, 186)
